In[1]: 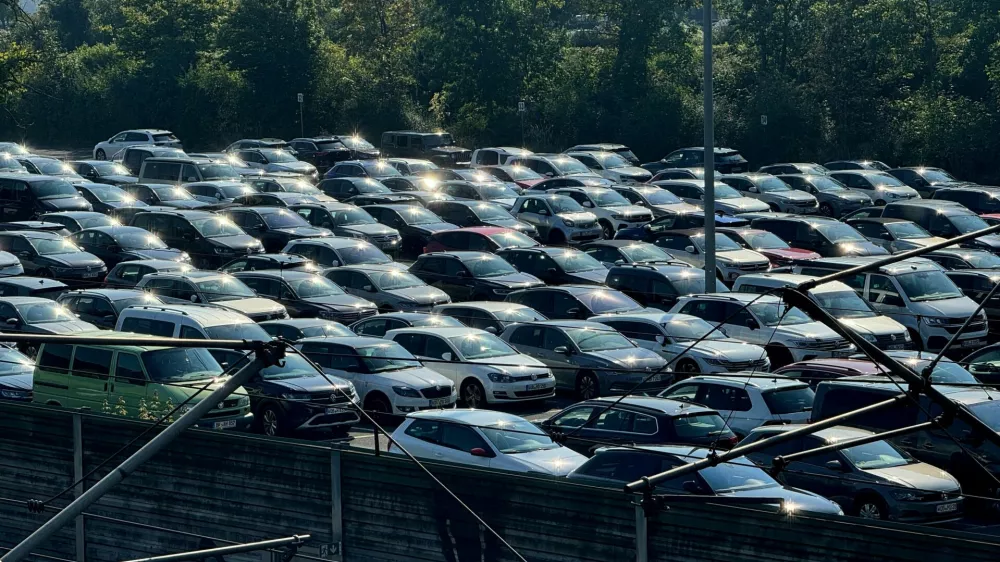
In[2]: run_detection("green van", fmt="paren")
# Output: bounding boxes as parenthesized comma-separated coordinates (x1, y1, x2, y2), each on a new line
(32, 332, 253, 430)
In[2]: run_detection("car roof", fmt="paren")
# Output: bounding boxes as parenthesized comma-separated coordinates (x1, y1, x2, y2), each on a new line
(0, 277, 66, 288)
(336, 263, 409, 274)
(0, 230, 63, 240)
(406, 409, 531, 426)
(609, 264, 703, 279)
(434, 301, 532, 313)
(259, 318, 344, 328)
(0, 296, 58, 306)
(358, 311, 454, 323)
(748, 424, 872, 443)
(62, 288, 150, 300)
(140, 209, 216, 219)
(828, 169, 893, 177)
(232, 270, 317, 280)
(591, 311, 695, 324)
(683, 374, 808, 390)
(778, 358, 881, 375)
(0, 173, 73, 184)
(586, 396, 716, 416)
(418, 250, 495, 260)
(847, 217, 912, 224)
(85, 226, 147, 236)
(121, 303, 255, 325)
(145, 270, 231, 280)
(521, 319, 612, 330)
(676, 147, 741, 154)
(111, 259, 191, 270)
(298, 335, 392, 347)
(818, 376, 996, 404)
(290, 237, 375, 249)
(389, 326, 489, 339)
(41, 211, 108, 219)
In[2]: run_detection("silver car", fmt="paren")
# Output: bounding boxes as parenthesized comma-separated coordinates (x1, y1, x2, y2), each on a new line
(325, 264, 451, 312)
(548, 186, 653, 240)
(652, 179, 770, 215)
(511, 194, 601, 245)
(719, 173, 819, 214)
(565, 151, 652, 183)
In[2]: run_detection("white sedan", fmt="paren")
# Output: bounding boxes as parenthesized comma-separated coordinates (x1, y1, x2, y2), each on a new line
(389, 409, 586, 475)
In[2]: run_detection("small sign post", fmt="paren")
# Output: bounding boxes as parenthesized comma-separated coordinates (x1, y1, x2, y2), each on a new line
(297, 93, 305, 137)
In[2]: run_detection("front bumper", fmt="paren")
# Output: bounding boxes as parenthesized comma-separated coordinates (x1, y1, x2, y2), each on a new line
(488, 378, 557, 403)
(890, 497, 963, 524)
(567, 227, 603, 244)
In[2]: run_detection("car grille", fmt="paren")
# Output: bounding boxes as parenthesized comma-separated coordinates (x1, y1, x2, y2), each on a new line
(420, 385, 452, 399)
(308, 391, 354, 405)
(738, 262, 770, 272)
(875, 333, 907, 346)
(331, 309, 377, 323)
(249, 311, 286, 322)
(720, 358, 769, 371)
(800, 339, 850, 350)
(945, 321, 987, 334)
(575, 220, 596, 229)
(625, 213, 653, 223)
(919, 490, 961, 502)
(514, 388, 556, 398)
(510, 373, 552, 382)
(369, 234, 400, 244)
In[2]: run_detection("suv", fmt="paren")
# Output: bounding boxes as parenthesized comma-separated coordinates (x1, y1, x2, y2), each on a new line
(510, 194, 601, 245)
(425, 200, 538, 237)
(362, 204, 457, 257)
(932, 186, 1000, 215)
(824, 160, 891, 172)
(547, 186, 652, 239)
(504, 285, 644, 320)
(93, 129, 181, 160)
(669, 293, 855, 367)
(828, 170, 920, 205)
(68, 160, 137, 186)
(233, 148, 318, 180)
(606, 264, 721, 311)
(130, 210, 264, 269)
(0, 173, 92, 219)
(135, 271, 288, 322)
(104, 259, 192, 289)
(290, 202, 401, 251)
(281, 237, 395, 269)
(184, 180, 255, 204)
(288, 136, 376, 172)
(719, 173, 819, 214)
(564, 151, 652, 183)
(888, 166, 967, 198)
(385, 158, 438, 175)
(469, 147, 533, 167)
(114, 303, 270, 341)
(538, 396, 738, 455)
(222, 207, 332, 253)
(506, 154, 604, 181)
(296, 336, 457, 415)
(882, 200, 1000, 252)
(323, 264, 450, 312)
(846, 217, 943, 253)
(757, 162, 829, 176)
(497, 246, 609, 285)
(776, 174, 873, 218)
(233, 270, 377, 321)
(0, 230, 105, 280)
(659, 375, 815, 437)
(580, 240, 691, 269)
(750, 215, 888, 257)
(122, 183, 209, 209)
(652, 179, 770, 215)
(642, 147, 749, 175)
(380, 131, 471, 167)
(431, 301, 546, 334)
(138, 157, 241, 185)
(500, 320, 669, 399)
(117, 146, 186, 175)
(651, 229, 770, 282)
(408, 251, 543, 301)
(563, 143, 639, 165)
(57, 288, 161, 329)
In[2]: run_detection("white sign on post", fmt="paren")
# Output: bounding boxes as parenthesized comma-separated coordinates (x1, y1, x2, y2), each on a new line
(518, 101, 526, 113)
(760, 114, 768, 126)
(297, 93, 304, 103)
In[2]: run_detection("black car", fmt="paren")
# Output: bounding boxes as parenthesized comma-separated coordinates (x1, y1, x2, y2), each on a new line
(841, 206, 885, 221)
(408, 251, 543, 301)
(924, 249, 1000, 271)
(39, 211, 118, 234)
(130, 209, 264, 269)
(123, 183, 211, 209)
(526, 176, 611, 192)
(316, 177, 396, 202)
(67, 160, 137, 186)
(349, 311, 465, 337)
(642, 147, 749, 175)
(538, 396, 737, 455)
(614, 212, 749, 243)
(0, 346, 34, 401)
(580, 240, 688, 269)
(380, 130, 471, 167)
(932, 186, 1000, 215)
(945, 269, 1000, 335)
(888, 167, 968, 198)
(750, 216, 889, 257)
(289, 202, 402, 253)
(104, 259, 194, 288)
(287, 137, 358, 173)
(69, 226, 189, 267)
(57, 288, 162, 329)
(119, 145, 186, 175)
(425, 200, 538, 237)
(258, 318, 354, 341)
(244, 351, 360, 436)
(380, 175, 438, 193)
(425, 227, 539, 253)
(345, 193, 419, 207)
(497, 247, 609, 285)
(243, 176, 326, 200)
(325, 160, 403, 181)
(606, 264, 712, 311)
(233, 270, 378, 321)
(0, 230, 106, 280)
(222, 207, 332, 253)
(0, 277, 68, 299)
(504, 285, 644, 320)
(824, 160, 891, 172)
(0, 173, 92, 219)
(231, 192, 318, 208)
(282, 238, 396, 269)
(0, 220, 70, 237)
(362, 204, 457, 258)
(218, 253, 319, 273)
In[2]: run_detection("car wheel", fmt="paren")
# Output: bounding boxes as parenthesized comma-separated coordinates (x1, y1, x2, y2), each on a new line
(599, 220, 615, 240)
(875, 199, 886, 206)
(95, 149, 106, 161)
(768, 203, 781, 212)
(676, 359, 701, 377)
(461, 379, 486, 409)
(259, 404, 284, 437)
(548, 229, 566, 246)
(819, 203, 834, 217)
(765, 345, 794, 369)
(364, 393, 393, 423)
(907, 329, 923, 351)
(575, 371, 600, 400)
(854, 496, 889, 520)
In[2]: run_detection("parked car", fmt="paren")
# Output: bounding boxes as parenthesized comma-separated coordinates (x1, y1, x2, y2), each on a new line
(353, 204, 454, 257)
(350, 311, 464, 337)
(104, 259, 195, 289)
(71, 183, 145, 214)
(380, 131, 471, 167)
(510, 194, 601, 245)
(842, 206, 886, 221)
(409, 251, 543, 301)
(234, 148, 318, 180)
(218, 253, 319, 273)
(776, 174, 873, 218)
(122, 183, 210, 209)
(606, 264, 725, 311)
(231, 192, 320, 208)
(547, 186, 653, 239)
(0, 230, 106, 281)
(497, 246, 609, 285)
(614, 212, 750, 243)
(828, 171, 920, 205)
(824, 160, 891, 172)
(758, 163, 830, 176)
(0, 296, 97, 354)
(649, 168, 704, 181)
(384, 158, 438, 176)
(888, 167, 967, 198)
(0, 277, 68, 299)
(424, 227, 539, 253)
(652, 179, 770, 215)
(130, 210, 264, 269)
(135, 271, 288, 322)
(245, 175, 331, 200)
(610, 184, 702, 218)
(18, 157, 83, 179)
(57, 288, 162, 329)
(478, 165, 546, 190)
(324, 264, 451, 312)
(285, 202, 401, 253)
(282, 237, 396, 269)
(642, 147, 749, 175)
(716, 227, 821, 267)
(325, 159, 403, 181)
(750, 215, 889, 257)
(138, 156, 242, 185)
(286, 137, 356, 172)
(0, 173, 92, 219)
(505, 284, 645, 320)
(68, 160, 137, 186)
(932, 186, 1000, 215)
(316, 177, 396, 202)
(437, 179, 522, 210)
(527, 175, 613, 191)
(117, 145, 186, 175)
(0, 153, 26, 173)
(431, 301, 546, 334)
(946, 270, 1000, 335)
(222, 207, 332, 253)
(224, 138, 294, 153)
(184, 180, 256, 204)
(719, 173, 819, 214)
(741, 424, 963, 523)
(539, 396, 738, 455)
(0, 346, 34, 401)
(505, 154, 606, 183)
(69, 225, 189, 267)
(650, 229, 770, 282)
(564, 143, 639, 165)
(233, 270, 377, 322)
(425, 200, 538, 238)
(469, 147, 533, 168)
(846, 218, 946, 253)
(881, 200, 1000, 253)
(0, 142, 31, 157)
(258, 318, 353, 341)
(581, 240, 691, 269)
(564, 151, 652, 183)
(93, 129, 181, 160)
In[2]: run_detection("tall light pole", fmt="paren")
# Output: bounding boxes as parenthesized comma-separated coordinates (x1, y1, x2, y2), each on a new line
(703, 0, 716, 293)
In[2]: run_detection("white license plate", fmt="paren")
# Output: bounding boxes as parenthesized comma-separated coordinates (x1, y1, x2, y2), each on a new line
(213, 420, 237, 430)
(82, 272, 99, 278)
(429, 397, 450, 408)
(525, 383, 546, 390)
(888, 344, 905, 350)
(937, 502, 958, 514)
(832, 350, 853, 358)
(961, 339, 986, 348)
(325, 407, 345, 415)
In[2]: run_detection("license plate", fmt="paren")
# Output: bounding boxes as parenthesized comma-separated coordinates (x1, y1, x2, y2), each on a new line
(525, 383, 546, 390)
(429, 397, 450, 408)
(82, 272, 99, 278)
(888, 344, 905, 350)
(213, 420, 237, 430)
(937, 502, 958, 514)
(832, 350, 853, 358)
(648, 374, 662, 382)
(961, 339, 986, 348)
(325, 407, 345, 415)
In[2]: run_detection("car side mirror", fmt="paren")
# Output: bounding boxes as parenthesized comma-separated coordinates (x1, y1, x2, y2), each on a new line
(186, 176, 197, 182)
(745, 318, 760, 330)
(682, 481, 704, 494)
(553, 345, 571, 355)
(545, 267, 557, 276)
(655, 334, 667, 346)
(485, 326, 498, 334)
(189, 294, 200, 303)
(441, 351, 453, 362)
(565, 307, 581, 318)
(16, 251, 31, 258)
(363, 284, 376, 292)
(582, 201, 593, 208)
(748, 186, 758, 193)
(684, 245, 697, 254)
(5, 317, 18, 325)
(635, 201, 645, 206)
(825, 459, 848, 472)
(470, 447, 493, 458)
(103, 312, 116, 319)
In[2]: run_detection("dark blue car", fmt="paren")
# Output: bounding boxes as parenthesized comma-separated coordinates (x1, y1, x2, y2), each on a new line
(0, 346, 34, 401)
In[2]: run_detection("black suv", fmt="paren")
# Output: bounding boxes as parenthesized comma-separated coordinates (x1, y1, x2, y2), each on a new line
(130, 209, 263, 268)
(363, 204, 457, 257)
(888, 167, 967, 198)
(119, 145, 187, 175)
(408, 251, 543, 301)
(750, 215, 889, 257)
(606, 264, 714, 311)
(932, 186, 1000, 215)
(289, 136, 379, 173)
(222, 207, 332, 253)
(538, 396, 737, 455)
(641, 147, 748, 175)
(0, 173, 92, 219)
(67, 160, 137, 186)
(426, 200, 538, 237)
(39, 211, 117, 233)
(233, 270, 377, 321)
(497, 247, 608, 285)
(57, 288, 158, 329)
(317, 177, 395, 202)
(504, 285, 644, 320)
(380, 130, 471, 167)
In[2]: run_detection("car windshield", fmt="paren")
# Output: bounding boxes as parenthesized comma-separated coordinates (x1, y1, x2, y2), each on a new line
(339, 136, 375, 150)
(287, 276, 345, 298)
(261, 149, 297, 163)
(397, 206, 441, 225)
(592, 152, 630, 169)
(814, 222, 867, 243)
(961, 252, 1000, 269)
(470, 203, 512, 220)
(357, 342, 422, 372)
(870, 174, 906, 188)
(85, 185, 131, 202)
(218, 184, 255, 198)
(505, 166, 542, 180)
(896, 270, 962, 302)
(195, 276, 257, 302)
(547, 196, 585, 214)
(362, 162, 402, 178)
(371, 270, 424, 290)
(78, 215, 118, 229)
(480, 419, 560, 454)
(36, 160, 76, 175)
(488, 230, 537, 248)
(115, 230, 168, 249)
(278, 181, 321, 195)
(316, 140, 347, 151)
(565, 327, 633, 351)
(190, 217, 245, 238)
(261, 209, 310, 229)
(448, 333, 517, 360)
(714, 184, 742, 199)
(921, 169, 956, 183)
(550, 158, 591, 175)
(692, 233, 742, 252)
(198, 163, 240, 180)
(333, 208, 377, 226)
(17, 302, 76, 324)
(258, 354, 323, 380)
(810, 176, 848, 192)
(152, 186, 195, 201)
(885, 222, 932, 239)
(203, 323, 271, 340)
(811, 288, 877, 319)
(756, 177, 791, 193)
(463, 255, 517, 277)
(111, 295, 162, 313)
(580, 289, 643, 314)
(355, 179, 392, 194)
(93, 162, 130, 176)
(842, 439, 913, 470)
(894, 356, 978, 384)
(799, 164, 829, 174)
(30, 180, 79, 199)
(699, 458, 780, 493)
(406, 161, 437, 172)
(662, 317, 727, 341)
(618, 243, 674, 263)
(749, 302, 813, 326)
(0, 349, 33, 376)
(479, 184, 520, 200)
(492, 306, 547, 323)
(552, 250, 604, 272)
(300, 323, 353, 338)
(762, 386, 815, 414)
(592, 190, 631, 207)
(336, 242, 392, 265)
(950, 214, 990, 234)
(141, 348, 223, 383)
(969, 402, 1000, 431)
(738, 230, 789, 250)
(460, 171, 502, 184)
(420, 134, 454, 148)
(0, 156, 24, 171)
(638, 188, 683, 205)
(30, 238, 81, 255)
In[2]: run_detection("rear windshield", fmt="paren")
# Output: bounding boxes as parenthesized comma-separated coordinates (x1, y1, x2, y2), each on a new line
(761, 386, 815, 415)
(673, 413, 733, 439)
(152, 134, 178, 143)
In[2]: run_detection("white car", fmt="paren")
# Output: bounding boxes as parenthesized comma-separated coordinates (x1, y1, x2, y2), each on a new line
(296, 336, 458, 415)
(828, 170, 920, 205)
(669, 293, 855, 368)
(651, 179, 770, 215)
(609, 185, 702, 218)
(589, 312, 770, 375)
(565, 151, 652, 183)
(652, 230, 770, 282)
(389, 409, 586, 475)
(548, 186, 653, 239)
(719, 173, 819, 214)
(511, 194, 601, 245)
(385, 327, 555, 408)
(93, 129, 181, 160)
(470, 147, 534, 167)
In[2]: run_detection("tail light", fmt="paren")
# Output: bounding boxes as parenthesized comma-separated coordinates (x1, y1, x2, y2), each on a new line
(724, 435, 739, 448)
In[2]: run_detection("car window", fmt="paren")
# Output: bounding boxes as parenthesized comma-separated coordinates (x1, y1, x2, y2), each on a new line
(404, 419, 440, 444)
(697, 384, 752, 412)
(678, 300, 725, 323)
(550, 406, 598, 428)
(439, 422, 488, 452)
(868, 274, 903, 306)
(39, 343, 73, 373)
(662, 384, 699, 402)
(72, 347, 113, 378)
(593, 408, 634, 431)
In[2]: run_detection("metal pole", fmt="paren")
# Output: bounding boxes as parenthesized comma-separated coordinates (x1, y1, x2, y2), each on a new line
(1, 351, 281, 562)
(774, 420, 936, 468)
(634, 503, 647, 562)
(121, 534, 309, 562)
(702, 0, 716, 293)
(300, 101, 305, 138)
(73, 413, 84, 562)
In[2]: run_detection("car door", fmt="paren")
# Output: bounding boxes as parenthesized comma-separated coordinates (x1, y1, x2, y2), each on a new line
(8, 237, 39, 273)
(70, 346, 114, 411)
(434, 421, 494, 468)
(439, 258, 475, 300)
(694, 383, 755, 436)
(865, 274, 907, 317)
(110, 351, 149, 412)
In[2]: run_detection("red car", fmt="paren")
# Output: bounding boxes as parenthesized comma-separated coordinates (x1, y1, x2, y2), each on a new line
(774, 358, 882, 388)
(717, 227, 821, 266)
(982, 213, 1000, 226)
(423, 227, 540, 253)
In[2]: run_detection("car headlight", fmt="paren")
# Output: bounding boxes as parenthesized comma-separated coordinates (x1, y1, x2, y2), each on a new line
(492, 288, 511, 295)
(903, 331, 912, 341)
(703, 358, 725, 366)
(487, 372, 514, 383)
(923, 316, 948, 326)
(979, 310, 988, 321)
(611, 213, 625, 220)
(280, 393, 310, 400)
(392, 386, 422, 398)
(891, 490, 921, 501)
(0, 389, 30, 399)
(179, 252, 191, 262)
(563, 219, 575, 227)
(861, 334, 877, 343)
(237, 396, 250, 407)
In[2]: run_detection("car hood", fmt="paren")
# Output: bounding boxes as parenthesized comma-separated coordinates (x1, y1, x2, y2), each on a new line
(837, 316, 906, 337)
(650, 202, 702, 215)
(831, 241, 889, 256)
(614, 167, 653, 180)
(388, 366, 453, 387)
(556, 211, 599, 223)
(388, 286, 450, 304)
(716, 249, 769, 264)
(909, 297, 979, 317)
(482, 218, 530, 231)
(489, 198, 517, 210)
(690, 339, 767, 360)
(508, 447, 586, 476)
(32, 320, 98, 334)
(611, 205, 652, 220)
(39, 197, 91, 211)
(769, 191, 815, 203)
(839, 190, 874, 203)
(103, 175, 138, 184)
(414, 222, 458, 234)
(721, 486, 842, 515)
(482, 272, 543, 288)
(466, 353, 548, 372)
(306, 294, 376, 309)
(268, 162, 315, 174)
(760, 247, 821, 261)
(0, 372, 32, 391)
(215, 298, 285, 316)
(274, 226, 332, 238)
(211, 235, 261, 251)
(127, 248, 187, 262)
(773, 322, 842, 341)
(164, 199, 211, 209)
(568, 268, 609, 285)
(40, 252, 105, 268)
(339, 224, 397, 237)
(264, 372, 351, 393)
(896, 236, 948, 248)
(583, 347, 665, 369)
(866, 463, 960, 492)
(718, 197, 770, 213)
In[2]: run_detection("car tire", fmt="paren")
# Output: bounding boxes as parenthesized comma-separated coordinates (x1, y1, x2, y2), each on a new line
(364, 393, 394, 423)
(768, 203, 781, 212)
(765, 345, 794, 369)
(461, 379, 486, 409)
(854, 495, 889, 520)
(599, 220, 615, 240)
(95, 149, 106, 160)
(258, 404, 285, 437)
(575, 371, 600, 400)
(548, 229, 566, 246)
(676, 359, 701, 377)
(819, 203, 834, 217)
